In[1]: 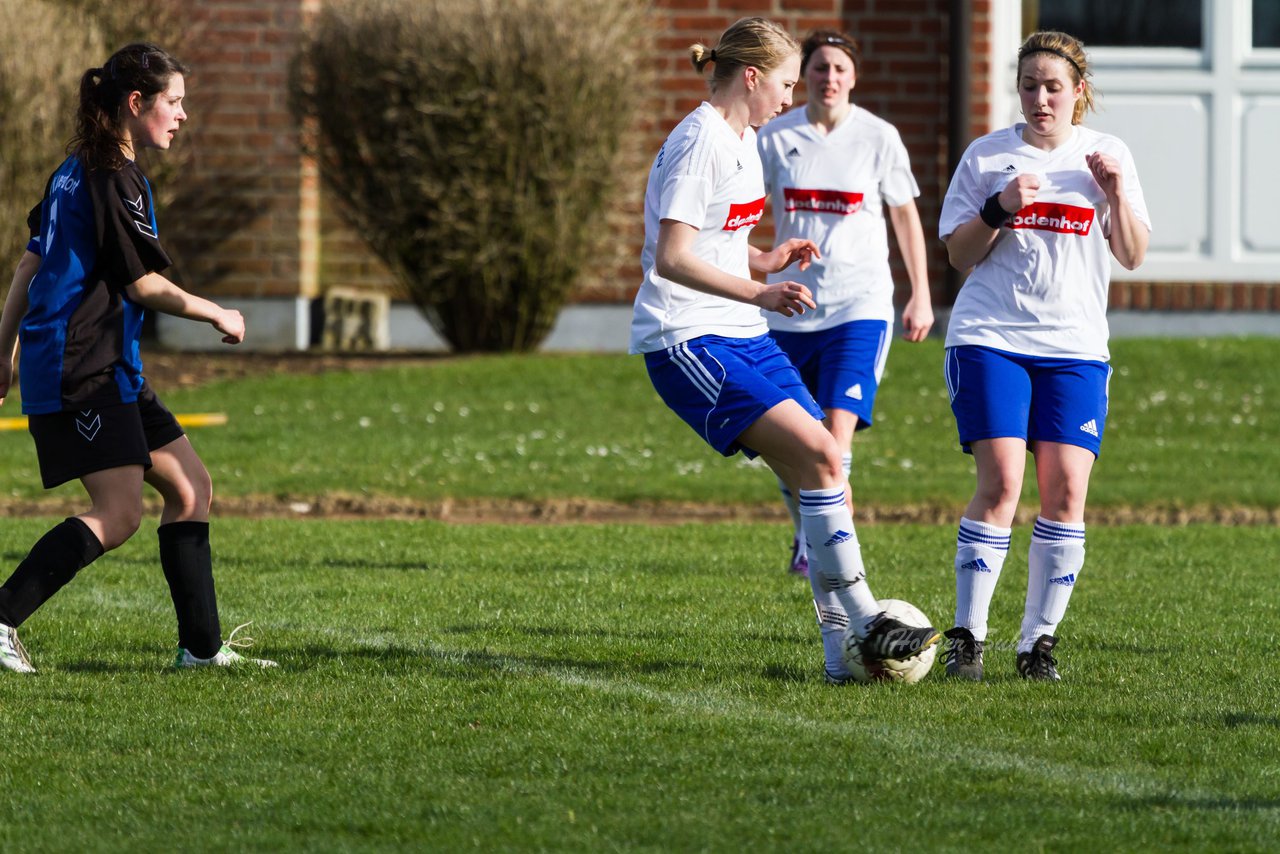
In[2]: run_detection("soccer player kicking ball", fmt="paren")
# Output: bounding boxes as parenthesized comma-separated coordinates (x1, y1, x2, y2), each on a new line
(938, 31, 1150, 681)
(631, 17, 941, 685)
(0, 44, 275, 673)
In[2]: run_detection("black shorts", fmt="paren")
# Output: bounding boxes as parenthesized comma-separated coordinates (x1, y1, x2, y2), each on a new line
(27, 383, 186, 489)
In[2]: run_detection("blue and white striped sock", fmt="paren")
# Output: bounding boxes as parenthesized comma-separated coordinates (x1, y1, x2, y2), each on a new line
(953, 517, 1011, 641)
(799, 487, 881, 634)
(1020, 517, 1086, 653)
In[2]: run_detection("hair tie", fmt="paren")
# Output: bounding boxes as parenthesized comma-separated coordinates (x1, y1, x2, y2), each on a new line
(1024, 46, 1084, 78)
(709, 49, 717, 62)
(141, 53, 150, 71)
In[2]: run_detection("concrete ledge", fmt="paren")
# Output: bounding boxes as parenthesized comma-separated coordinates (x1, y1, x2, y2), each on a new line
(156, 300, 1280, 353)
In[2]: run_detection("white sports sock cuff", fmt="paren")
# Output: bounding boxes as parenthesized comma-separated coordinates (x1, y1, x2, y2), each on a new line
(957, 517, 1011, 550)
(798, 487, 845, 516)
(1031, 516, 1086, 544)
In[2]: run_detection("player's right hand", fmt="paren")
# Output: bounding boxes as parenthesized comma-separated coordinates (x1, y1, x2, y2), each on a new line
(755, 281, 816, 317)
(0, 360, 12, 407)
(998, 173, 1040, 215)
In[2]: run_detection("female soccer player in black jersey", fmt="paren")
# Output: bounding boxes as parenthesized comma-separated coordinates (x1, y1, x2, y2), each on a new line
(0, 43, 273, 672)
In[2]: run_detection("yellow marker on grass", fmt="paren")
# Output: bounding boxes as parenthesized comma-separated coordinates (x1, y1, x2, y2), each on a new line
(0, 413, 228, 430)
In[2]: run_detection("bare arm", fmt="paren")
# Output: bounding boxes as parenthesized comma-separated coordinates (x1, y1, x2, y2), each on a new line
(886, 199, 934, 342)
(126, 271, 245, 344)
(943, 174, 1041, 271)
(655, 220, 816, 317)
(0, 251, 40, 405)
(1087, 152, 1148, 270)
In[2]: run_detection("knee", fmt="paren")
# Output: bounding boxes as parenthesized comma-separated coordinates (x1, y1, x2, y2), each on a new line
(1041, 478, 1088, 519)
(798, 434, 845, 489)
(98, 506, 143, 551)
(168, 469, 213, 521)
(975, 472, 1022, 513)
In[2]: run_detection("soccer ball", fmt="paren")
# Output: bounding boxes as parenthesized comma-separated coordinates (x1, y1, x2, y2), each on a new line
(842, 598, 937, 684)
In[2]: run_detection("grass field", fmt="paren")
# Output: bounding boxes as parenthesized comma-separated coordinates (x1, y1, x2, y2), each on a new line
(1, 339, 1278, 851)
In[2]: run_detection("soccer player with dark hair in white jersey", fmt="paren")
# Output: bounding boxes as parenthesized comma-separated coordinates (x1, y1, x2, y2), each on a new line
(757, 28, 934, 581)
(0, 43, 275, 673)
(631, 17, 941, 684)
(938, 30, 1150, 681)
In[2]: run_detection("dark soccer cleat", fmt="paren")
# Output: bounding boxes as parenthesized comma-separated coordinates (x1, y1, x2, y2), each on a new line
(942, 626, 984, 681)
(1016, 634, 1061, 681)
(787, 536, 809, 577)
(859, 613, 942, 663)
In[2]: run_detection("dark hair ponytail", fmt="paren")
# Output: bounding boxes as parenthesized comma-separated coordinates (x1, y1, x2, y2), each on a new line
(70, 42, 189, 172)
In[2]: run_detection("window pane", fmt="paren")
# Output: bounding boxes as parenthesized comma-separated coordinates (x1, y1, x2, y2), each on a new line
(1256, 0, 1280, 48)
(1032, 0, 1202, 49)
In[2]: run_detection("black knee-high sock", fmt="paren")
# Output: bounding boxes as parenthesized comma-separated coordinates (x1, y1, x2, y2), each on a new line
(0, 517, 105, 628)
(157, 521, 222, 658)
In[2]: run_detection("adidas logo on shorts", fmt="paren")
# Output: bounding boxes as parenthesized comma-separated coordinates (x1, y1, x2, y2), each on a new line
(1079, 419, 1099, 437)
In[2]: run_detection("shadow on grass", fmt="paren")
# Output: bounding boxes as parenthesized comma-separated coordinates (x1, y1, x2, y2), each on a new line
(1222, 712, 1280, 729)
(1120, 794, 1280, 812)
(287, 641, 698, 680)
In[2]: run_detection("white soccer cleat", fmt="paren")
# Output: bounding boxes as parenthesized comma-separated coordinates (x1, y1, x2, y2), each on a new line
(0, 623, 36, 674)
(173, 622, 278, 669)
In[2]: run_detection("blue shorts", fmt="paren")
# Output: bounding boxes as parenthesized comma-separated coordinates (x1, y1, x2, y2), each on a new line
(944, 345, 1111, 456)
(644, 334, 824, 458)
(770, 319, 890, 429)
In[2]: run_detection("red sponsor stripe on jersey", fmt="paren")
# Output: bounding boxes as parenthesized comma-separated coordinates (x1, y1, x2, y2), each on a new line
(723, 197, 766, 231)
(1008, 202, 1095, 235)
(782, 188, 864, 215)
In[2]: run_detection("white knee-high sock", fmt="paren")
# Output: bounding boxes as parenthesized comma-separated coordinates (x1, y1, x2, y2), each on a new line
(810, 574, 850, 679)
(799, 487, 881, 635)
(777, 476, 803, 541)
(841, 452, 852, 481)
(953, 517, 1011, 641)
(1019, 517, 1086, 653)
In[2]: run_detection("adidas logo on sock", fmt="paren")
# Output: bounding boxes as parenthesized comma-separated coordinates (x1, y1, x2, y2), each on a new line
(1049, 573, 1076, 586)
(960, 558, 991, 572)
(786, 146, 801, 157)
(1079, 419, 1099, 437)
(824, 530, 853, 547)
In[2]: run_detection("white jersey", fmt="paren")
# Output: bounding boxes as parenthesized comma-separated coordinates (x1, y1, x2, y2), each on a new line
(630, 102, 769, 354)
(757, 104, 919, 332)
(939, 124, 1151, 361)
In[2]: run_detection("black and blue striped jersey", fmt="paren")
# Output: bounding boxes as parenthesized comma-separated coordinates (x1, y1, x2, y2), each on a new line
(21, 156, 171, 415)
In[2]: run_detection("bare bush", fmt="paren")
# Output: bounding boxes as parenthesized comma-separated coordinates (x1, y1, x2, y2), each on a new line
(0, 0, 263, 294)
(0, 0, 103, 269)
(290, 0, 649, 352)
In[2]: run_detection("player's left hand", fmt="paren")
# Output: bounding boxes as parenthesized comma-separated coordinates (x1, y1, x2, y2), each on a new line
(1086, 152, 1124, 198)
(900, 294, 934, 343)
(214, 308, 246, 345)
(0, 360, 12, 407)
(756, 238, 821, 274)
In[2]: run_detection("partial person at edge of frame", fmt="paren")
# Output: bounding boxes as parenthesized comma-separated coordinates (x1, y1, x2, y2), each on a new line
(757, 27, 934, 579)
(629, 16, 942, 685)
(937, 30, 1150, 682)
(0, 42, 276, 673)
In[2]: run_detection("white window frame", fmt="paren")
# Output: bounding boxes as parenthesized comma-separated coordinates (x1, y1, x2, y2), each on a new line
(987, 0, 1280, 282)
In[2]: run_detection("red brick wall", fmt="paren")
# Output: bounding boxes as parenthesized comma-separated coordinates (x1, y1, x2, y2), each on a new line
(184, 0, 1276, 314)
(183, 0, 318, 300)
(175, 0, 993, 309)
